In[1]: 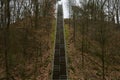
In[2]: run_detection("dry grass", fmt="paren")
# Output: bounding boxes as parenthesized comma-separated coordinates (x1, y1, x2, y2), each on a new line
(65, 22, 120, 80)
(0, 19, 56, 80)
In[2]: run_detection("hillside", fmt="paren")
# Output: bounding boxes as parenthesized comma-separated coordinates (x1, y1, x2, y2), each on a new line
(65, 19, 120, 80)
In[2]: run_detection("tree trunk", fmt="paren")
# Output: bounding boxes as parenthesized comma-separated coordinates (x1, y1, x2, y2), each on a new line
(4, 0, 10, 79)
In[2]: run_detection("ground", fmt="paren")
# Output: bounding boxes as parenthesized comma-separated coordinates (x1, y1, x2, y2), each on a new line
(64, 21, 120, 80)
(0, 19, 56, 80)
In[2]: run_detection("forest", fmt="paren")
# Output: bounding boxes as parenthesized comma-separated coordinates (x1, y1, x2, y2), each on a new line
(65, 0, 120, 80)
(0, 0, 55, 80)
(0, 0, 120, 80)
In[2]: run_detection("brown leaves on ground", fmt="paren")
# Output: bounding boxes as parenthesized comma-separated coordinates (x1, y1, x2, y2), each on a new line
(65, 23, 120, 80)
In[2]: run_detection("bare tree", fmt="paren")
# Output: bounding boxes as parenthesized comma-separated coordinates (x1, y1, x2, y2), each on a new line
(4, 0, 10, 79)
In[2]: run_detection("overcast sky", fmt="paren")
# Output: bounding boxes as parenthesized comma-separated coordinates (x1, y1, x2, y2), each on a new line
(59, 0, 80, 18)
(62, 0, 69, 18)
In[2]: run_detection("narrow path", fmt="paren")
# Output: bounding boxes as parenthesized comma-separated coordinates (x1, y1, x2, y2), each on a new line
(52, 4, 67, 80)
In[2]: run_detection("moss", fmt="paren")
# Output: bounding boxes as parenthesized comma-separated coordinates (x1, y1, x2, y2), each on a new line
(51, 20, 56, 47)
(64, 23, 70, 43)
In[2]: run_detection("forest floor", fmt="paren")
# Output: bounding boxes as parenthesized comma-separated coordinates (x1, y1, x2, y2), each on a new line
(64, 22, 120, 80)
(0, 19, 56, 80)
